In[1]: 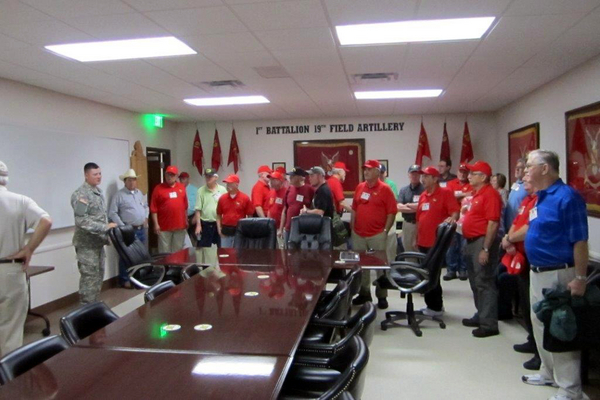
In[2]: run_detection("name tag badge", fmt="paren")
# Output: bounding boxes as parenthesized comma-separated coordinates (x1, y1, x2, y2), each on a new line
(518, 206, 525, 215)
(296, 194, 304, 202)
(213, 193, 222, 201)
(511, 183, 520, 191)
(454, 190, 462, 197)
(529, 207, 538, 221)
(275, 197, 283, 205)
(412, 195, 420, 203)
(422, 203, 430, 211)
(439, 182, 447, 188)
(361, 192, 370, 201)
(169, 192, 177, 199)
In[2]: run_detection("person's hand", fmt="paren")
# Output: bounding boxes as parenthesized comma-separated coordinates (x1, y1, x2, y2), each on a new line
(143, 219, 149, 229)
(478, 250, 489, 265)
(501, 236, 511, 250)
(107, 222, 118, 230)
(195, 223, 202, 236)
(192, 214, 198, 225)
(300, 206, 307, 215)
(277, 229, 283, 238)
(154, 224, 161, 235)
(568, 278, 587, 297)
(444, 216, 456, 224)
(8, 246, 33, 271)
(506, 245, 516, 256)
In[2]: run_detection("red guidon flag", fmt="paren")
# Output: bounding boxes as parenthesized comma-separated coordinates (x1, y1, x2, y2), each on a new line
(192, 129, 204, 175)
(227, 129, 241, 173)
(415, 121, 432, 166)
(460, 121, 474, 163)
(440, 122, 451, 162)
(211, 129, 222, 171)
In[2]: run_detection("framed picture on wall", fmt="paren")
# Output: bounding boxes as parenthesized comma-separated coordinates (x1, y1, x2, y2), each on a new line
(378, 159, 389, 173)
(565, 101, 600, 218)
(293, 139, 365, 196)
(272, 162, 286, 172)
(508, 123, 540, 186)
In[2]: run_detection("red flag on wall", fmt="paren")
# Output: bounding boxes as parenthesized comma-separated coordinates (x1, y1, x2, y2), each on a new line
(192, 129, 204, 175)
(460, 121, 474, 163)
(415, 122, 432, 166)
(440, 122, 451, 162)
(228, 129, 241, 173)
(211, 129, 222, 171)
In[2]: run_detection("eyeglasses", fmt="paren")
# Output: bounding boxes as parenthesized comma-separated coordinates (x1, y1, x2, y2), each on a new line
(468, 171, 484, 176)
(525, 163, 545, 169)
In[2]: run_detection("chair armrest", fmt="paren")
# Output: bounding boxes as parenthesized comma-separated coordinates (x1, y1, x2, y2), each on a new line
(396, 251, 426, 260)
(150, 253, 171, 261)
(127, 264, 166, 290)
(291, 354, 333, 367)
(385, 262, 430, 294)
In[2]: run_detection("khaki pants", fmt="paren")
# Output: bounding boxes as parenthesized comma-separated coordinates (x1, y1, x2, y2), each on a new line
(530, 268, 582, 399)
(0, 264, 28, 356)
(158, 230, 187, 253)
(386, 228, 397, 263)
(353, 231, 388, 299)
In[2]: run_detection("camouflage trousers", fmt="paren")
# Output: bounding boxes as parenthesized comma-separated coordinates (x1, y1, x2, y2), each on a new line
(75, 246, 105, 304)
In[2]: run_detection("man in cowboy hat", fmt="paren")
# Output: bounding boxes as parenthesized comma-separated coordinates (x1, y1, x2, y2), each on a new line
(108, 168, 149, 288)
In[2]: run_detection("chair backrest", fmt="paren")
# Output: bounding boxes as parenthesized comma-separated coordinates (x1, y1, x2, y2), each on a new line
(234, 218, 277, 249)
(344, 265, 362, 298)
(287, 215, 332, 250)
(144, 280, 176, 303)
(418, 222, 456, 293)
(181, 264, 201, 281)
(108, 225, 151, 267)
(0, 335, 69, 385)
(59, 302, 119, 345)
(323, 336, 370, 400)
(314, 280, 349, 320)
(347, 302, 377, 347)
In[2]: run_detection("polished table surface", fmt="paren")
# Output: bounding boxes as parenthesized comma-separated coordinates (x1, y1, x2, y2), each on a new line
(154, 247, 389, 270)
(0, 347, 290, 400)
(77, 260, 332, 356)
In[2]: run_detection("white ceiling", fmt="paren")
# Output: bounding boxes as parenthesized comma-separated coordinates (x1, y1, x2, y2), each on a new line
(1, 0, 600, 121)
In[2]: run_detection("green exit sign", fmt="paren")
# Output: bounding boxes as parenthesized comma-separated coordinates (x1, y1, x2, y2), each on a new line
(153, 115, 164, 128)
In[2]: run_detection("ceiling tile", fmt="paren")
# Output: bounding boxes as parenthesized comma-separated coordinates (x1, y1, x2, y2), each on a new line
(0, 33, 31, 51)
(324, 0, 418, 25)
(340, 45, 408, 74)
(0, 20, 92, 45)
(0, 0, 54, 25)
(416, 0, 512, 19)
(504, 0, 600, 16)
(231, 0, 329, 30)
(147, 54, 235, 83)
(182, 32, 265, 56)
(123, 0, 223, 12)
(145, 6, 247, 36)
(254, 27, 336, 51)
(403, 41, 477, 81)
(271, 47, 345, 76)
(0, 59, 55, 82)
(65, 13, 170, 40)
(20, 0, 136, 18)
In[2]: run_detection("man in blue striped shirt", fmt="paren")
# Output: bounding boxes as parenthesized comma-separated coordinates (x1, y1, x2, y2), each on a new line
(522, 150, 589, 400)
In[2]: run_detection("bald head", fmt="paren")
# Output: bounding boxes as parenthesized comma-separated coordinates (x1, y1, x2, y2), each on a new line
(0, 161, 8, 186)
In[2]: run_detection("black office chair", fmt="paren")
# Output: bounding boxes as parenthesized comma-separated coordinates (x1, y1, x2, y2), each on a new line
(304, 281, 350, 344)
(321, 266, 362, 316)
(233, 218, 277, 249)
(0, 335, 69, 385)
(59, 301, 119, 345)
(377, 222, 456, 337)
(108, 225, 179, 289)
(144, 280, 176, 303)
(280, 336, 369, 400)
(287, 214, 332, 250)
(181, 264, 201, 281)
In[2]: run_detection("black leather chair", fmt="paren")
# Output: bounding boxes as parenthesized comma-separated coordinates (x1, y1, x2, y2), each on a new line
(377, 222, 456, 337)
(0, 335, 69, 385)
(234, 218, 277, 249)
(280, 336, 369, 400)
(321, 266, 362, 316)
(304, 281, 350, 344)
(59, 301, 119, 345)
(287, 214, 332, 250)
(108, 225, 176, 289)
(181, 264, 201, 281)
(144, 280, 176, 303)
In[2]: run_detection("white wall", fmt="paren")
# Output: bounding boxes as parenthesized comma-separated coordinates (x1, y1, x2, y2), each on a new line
(0, 78, 177, 307)
(174, 113, 498, 194)
(495, 54, 600, 258)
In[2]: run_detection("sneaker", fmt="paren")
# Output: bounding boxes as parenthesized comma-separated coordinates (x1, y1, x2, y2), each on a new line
(458, 271, 468, 281)
(352, 295, 373, 306)
(377, 298, 389, 310)
(462, 318, 480, 327)
(523, 355, 541, 371)
(521, 374, 558, 388)
(419, 307, 444, 317)
(514, 341, 536, 354)
(443, 272, 457, 281)
(472, 328, 499, 338)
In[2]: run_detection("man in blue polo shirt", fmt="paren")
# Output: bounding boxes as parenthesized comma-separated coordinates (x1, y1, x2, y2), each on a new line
(505, 158, 528, 232)
(521, 150, 589, 400)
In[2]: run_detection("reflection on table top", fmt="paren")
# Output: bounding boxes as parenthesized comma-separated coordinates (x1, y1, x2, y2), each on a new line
(77, 260, 332, 356)
(154, 247, 388, 270)
(0, 347, 290, 400)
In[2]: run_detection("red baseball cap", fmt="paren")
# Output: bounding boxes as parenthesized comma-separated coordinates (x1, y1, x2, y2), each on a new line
(333, 161, 350, 172)
(257, 165, 272, 174)
(165, 165, 179, 175)
(223, 174, 240, 183)
(268, 171, 285, 181)
(363, 159, 380, 169)
(179, 172, 190, 179)
(458, 163, 469, 172)
(466, 161, 492, 176)
(275, 167, 286, 174)
(420, 166, 440, 177)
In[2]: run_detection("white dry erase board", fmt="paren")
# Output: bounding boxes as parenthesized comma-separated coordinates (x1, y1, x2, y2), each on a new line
(0, 123, 130, 229)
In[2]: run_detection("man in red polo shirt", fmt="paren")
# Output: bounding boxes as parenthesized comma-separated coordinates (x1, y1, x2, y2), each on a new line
(415, 167, 459, 316)
(150, 165, 188, 253)
(461, 161, 502, 338)
(267, 171, 286, 246)
(351, 159, 398, 309)
(328, 161, 352, 214)
(216, 174, 254, 248)
(252, 165, 272, 217)
(279, 167, 314, 247)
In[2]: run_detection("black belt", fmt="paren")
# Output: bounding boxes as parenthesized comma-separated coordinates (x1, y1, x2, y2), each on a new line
(0, 258, 25, 264)
(531, 264, 573, 273)
(466, 236, 484, 244)
(131, 225, 144, 230)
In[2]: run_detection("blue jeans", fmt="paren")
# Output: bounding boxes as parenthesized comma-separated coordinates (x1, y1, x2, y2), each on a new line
(446, 232, 467, 274)
(221, 235, 235, 248)
(118, 228, 146, 284)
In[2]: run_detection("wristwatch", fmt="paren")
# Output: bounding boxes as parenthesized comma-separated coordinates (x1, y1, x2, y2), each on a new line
(482, 247, 489, 253)
(575, 275, 587, 281)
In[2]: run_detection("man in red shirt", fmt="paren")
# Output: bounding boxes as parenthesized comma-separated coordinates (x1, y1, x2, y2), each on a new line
(267, 171, 287, 243)
(327, 161, 352, 214)
(351, 160, 398, 309)
(150, 165, 188, 253)
(216, 174, 254, 248)
(251, 165, 272, 218)
(279, 167, 314, 247)
(461, 161, 503, 338)
(415, 167, 459, 316)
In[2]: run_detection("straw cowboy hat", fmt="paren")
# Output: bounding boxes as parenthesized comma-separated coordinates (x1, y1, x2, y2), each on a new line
(119, 169, 140, 181)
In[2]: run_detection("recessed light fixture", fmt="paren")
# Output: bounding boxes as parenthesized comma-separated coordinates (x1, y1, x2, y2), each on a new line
(184, 96, 270, 106)
(336, 17, 495, 46)
(45, 37, 196, 62)
(355, 90, 443, 100)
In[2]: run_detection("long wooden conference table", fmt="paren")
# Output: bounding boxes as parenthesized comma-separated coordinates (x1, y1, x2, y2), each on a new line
(0, 248, 387, 399)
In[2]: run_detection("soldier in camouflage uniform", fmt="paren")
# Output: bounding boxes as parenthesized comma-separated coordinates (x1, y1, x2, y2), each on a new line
(71, 163, 117, 304)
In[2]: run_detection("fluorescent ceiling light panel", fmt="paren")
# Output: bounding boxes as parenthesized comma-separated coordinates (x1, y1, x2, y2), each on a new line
(184, 96, 270, 106)
(355, 90, 443, 99)
(337, 17, 495, 45)
(45, 37, 196, 62)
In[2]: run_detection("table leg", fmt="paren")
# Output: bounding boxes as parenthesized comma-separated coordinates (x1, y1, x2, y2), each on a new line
(27, 275, 51, 336)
